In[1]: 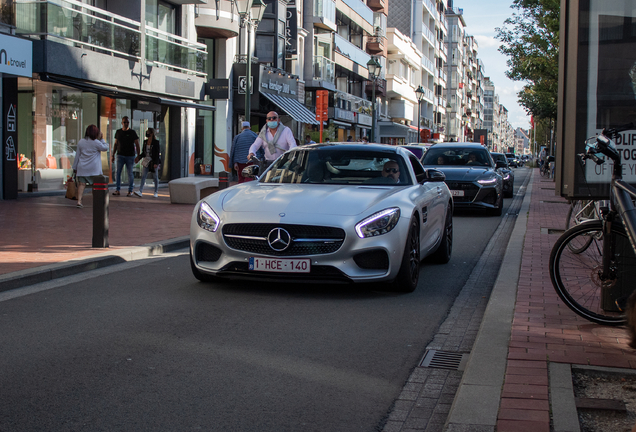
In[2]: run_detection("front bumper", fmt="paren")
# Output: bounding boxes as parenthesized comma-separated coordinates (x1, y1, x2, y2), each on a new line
(446, 181, 500, 209)
(190, 210, 411, 283)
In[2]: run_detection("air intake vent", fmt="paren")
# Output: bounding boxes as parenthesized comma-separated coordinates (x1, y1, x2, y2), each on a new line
(420, 350, 469, 371)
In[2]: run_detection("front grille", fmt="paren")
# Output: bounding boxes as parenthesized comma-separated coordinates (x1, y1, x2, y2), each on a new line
(354, 249, 390, 270)
(447, 181, 479, 203)
(445, 182, 479, 191)
(196, 243, 222, 262)
(222, 223, 346, 256)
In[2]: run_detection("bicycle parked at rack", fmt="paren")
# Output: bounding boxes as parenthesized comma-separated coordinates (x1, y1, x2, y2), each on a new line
(549, 123, 636, 326)
(564, 199, 608, 253)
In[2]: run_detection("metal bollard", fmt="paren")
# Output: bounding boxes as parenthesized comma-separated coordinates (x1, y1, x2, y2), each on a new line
(218, 171, 229, 190)
(92, 175, 109, 248)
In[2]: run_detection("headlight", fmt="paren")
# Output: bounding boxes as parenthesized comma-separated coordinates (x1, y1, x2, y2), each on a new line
(197, 201, 220, 232)
(355, 208, 401, 238)
(477, 178, 497, 185)
(503, 173, 511, 180)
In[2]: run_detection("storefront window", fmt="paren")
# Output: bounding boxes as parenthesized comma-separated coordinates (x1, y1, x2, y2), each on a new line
(17, 79, 99, 192)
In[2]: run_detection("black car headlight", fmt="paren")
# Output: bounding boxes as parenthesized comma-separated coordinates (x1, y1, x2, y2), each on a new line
(355, 208, 401, 238)
(503, 173, 511, 180)
(197, 201, 220, 232)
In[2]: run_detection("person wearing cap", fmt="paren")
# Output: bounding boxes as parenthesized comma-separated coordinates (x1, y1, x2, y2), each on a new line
(230, 121, 258, 183)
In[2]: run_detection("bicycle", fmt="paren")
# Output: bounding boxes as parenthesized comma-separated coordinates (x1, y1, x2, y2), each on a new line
(565, 199, 607, 253)
(539, 161, 550, 177)
(549, 122, 636, 326)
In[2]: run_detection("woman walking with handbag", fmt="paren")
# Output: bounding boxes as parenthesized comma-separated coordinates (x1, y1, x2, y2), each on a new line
(72, 125, 109, 208)
(134, 128, 161, 197)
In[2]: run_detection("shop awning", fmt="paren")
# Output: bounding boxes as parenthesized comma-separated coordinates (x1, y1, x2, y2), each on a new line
(42, 74, 216, 111)
(260, 91, 319, 125)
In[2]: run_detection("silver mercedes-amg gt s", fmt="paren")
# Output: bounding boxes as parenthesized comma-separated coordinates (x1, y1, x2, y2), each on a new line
(190, 144, 453, 292)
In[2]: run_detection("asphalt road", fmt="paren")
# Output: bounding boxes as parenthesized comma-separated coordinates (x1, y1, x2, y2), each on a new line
(0, 168, 530, 432)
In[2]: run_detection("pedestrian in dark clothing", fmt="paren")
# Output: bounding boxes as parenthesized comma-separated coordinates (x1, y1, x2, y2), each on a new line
(111, 116, 140, 196)
(134, 128, 161, 198)
(230, 121, 258, 183)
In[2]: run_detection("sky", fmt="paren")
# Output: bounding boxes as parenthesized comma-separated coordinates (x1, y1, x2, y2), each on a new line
(455, 0, 531, 130)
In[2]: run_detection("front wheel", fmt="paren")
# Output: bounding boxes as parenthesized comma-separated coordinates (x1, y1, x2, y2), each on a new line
(390, 218, 420, 292)
(549, 221, 636, 325)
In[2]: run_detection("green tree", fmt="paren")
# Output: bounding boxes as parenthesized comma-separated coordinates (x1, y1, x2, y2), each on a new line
(496, 0, 560, 120)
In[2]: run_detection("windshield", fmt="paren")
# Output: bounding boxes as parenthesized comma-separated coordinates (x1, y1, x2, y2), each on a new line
(260, 149, 412, 185)
(491, 153, 507, 164)
(421, 147, 493, 167)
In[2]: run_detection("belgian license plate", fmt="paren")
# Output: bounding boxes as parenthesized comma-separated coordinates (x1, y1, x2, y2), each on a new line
(451, 190, 465, 197)
(249, 257, 311, 273)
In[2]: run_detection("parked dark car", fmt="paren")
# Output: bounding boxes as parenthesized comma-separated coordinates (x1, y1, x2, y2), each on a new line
(490, 152, 515, 198)
(421, 143, 504, 216)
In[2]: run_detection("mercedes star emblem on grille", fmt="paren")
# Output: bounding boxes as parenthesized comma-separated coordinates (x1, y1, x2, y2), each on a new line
(267, 228, 292, 251)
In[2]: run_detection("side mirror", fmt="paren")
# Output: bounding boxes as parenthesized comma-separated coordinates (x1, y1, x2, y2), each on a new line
(242, 164, 260, 179)
(422, 169, 446, 183)
(495, 161, 507, 169)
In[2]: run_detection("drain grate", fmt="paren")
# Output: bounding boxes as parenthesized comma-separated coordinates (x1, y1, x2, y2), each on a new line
(420, 350, 469, 371)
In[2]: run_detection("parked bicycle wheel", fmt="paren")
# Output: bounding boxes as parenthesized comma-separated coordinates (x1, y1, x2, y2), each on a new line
(565, 200, 596, 253)
(549, 220, 636, 325)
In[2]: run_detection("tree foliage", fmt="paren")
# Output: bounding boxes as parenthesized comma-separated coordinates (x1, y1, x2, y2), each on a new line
(496, 0, 560, 120)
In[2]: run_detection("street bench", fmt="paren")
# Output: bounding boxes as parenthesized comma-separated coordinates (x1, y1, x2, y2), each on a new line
(168, 177, 219, 204)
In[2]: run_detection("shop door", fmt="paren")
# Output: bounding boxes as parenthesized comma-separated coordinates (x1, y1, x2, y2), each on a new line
(131, 109, 164, 182)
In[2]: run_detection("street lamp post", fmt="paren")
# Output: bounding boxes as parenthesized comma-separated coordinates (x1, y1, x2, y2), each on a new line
(366, 57, 381, 143)
(235, 0, 266, 124)
(415, 85, 425, 144)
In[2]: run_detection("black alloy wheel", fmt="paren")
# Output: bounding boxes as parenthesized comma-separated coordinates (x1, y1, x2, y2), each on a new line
(391, 217, 420, 292)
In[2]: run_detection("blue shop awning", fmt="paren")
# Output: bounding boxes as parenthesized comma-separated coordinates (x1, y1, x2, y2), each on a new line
(261, 91, 319, 125)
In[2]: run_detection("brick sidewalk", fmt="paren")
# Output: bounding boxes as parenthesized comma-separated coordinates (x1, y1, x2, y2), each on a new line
(496, 171, 636, 432)
(0, 191, 194, 276)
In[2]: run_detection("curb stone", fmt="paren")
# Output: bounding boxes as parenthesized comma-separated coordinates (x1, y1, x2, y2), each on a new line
(0, 236, 190, 293)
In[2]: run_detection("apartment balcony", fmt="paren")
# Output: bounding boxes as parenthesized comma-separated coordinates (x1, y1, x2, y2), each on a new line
(313, 55, 335, 84)
(421, 56, 434, 75)
(336, 0, 374, 30)
(314, 0, 337, 30)
(422, 23, 434, 46)
(437, 68, 447, 83)
(196, 0, 240, 39)
(389, 99, 414, 122)
(366, 0, 387, 14)
(366, 35, 386, 56)
(422, 0, 435, 16)
(16, 0, 207, 76)
(365, 77, 386, 97)
(334, 33, 370, 77)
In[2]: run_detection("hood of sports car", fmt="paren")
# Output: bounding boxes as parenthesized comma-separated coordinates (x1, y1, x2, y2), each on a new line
(431, 166, 496, 182)
(220, 183, 402, 216)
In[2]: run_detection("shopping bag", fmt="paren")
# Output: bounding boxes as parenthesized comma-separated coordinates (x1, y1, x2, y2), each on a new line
(65, 178, 77, 200)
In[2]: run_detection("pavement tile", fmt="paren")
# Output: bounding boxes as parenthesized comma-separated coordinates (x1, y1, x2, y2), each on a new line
(496, 419, 550, 432)
(498, 408, 550, 422)
(500, 397, 550, 411)
(504, 374, 548, 386)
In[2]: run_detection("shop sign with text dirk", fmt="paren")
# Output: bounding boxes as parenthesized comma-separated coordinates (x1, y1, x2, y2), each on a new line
(286, 1, 298, 56)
